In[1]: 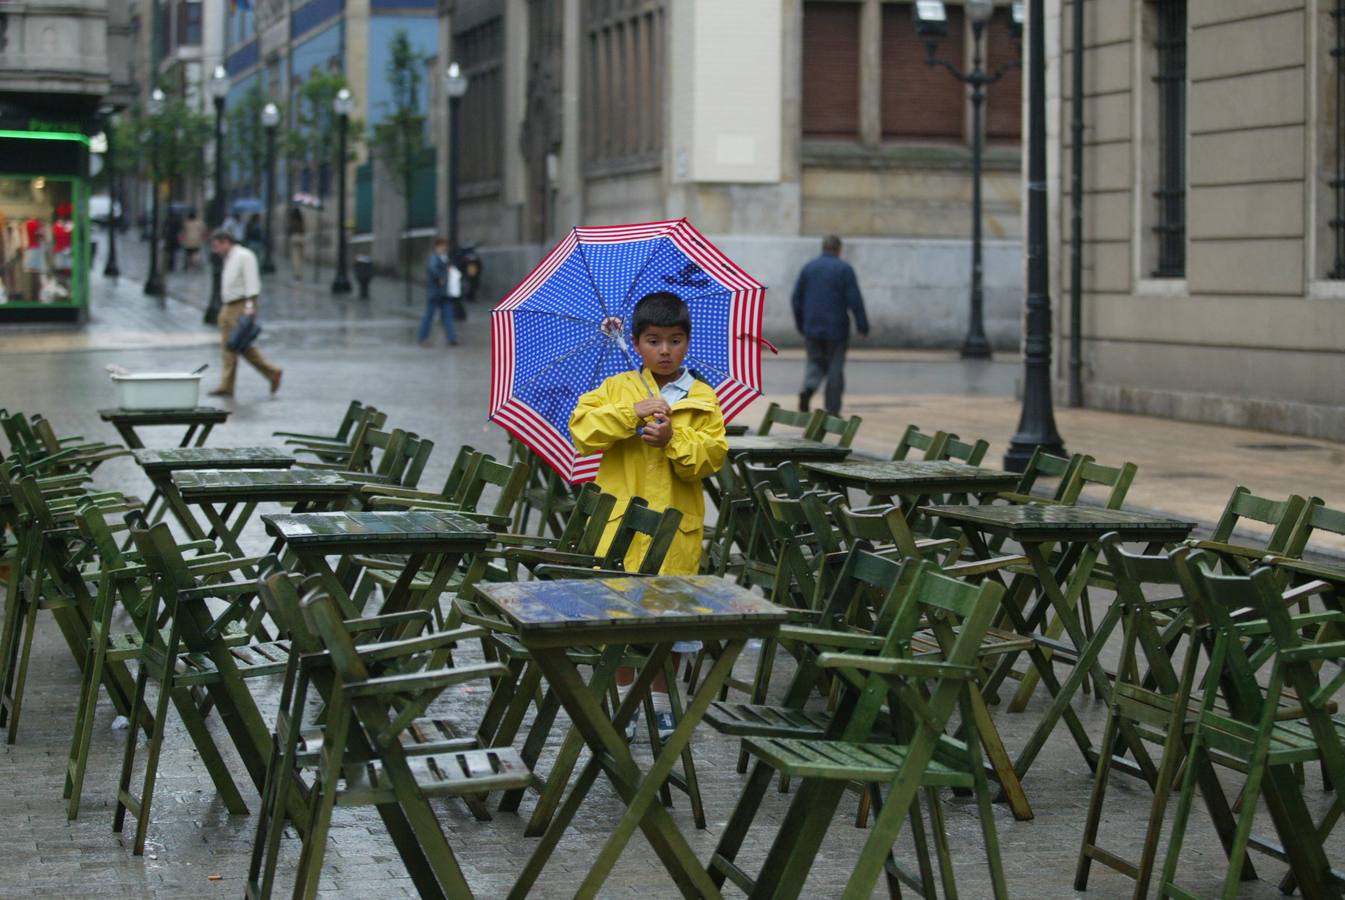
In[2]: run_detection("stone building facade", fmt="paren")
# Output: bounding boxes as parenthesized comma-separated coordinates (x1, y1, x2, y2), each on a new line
(1053, 0, 1345, 439)
(440, 0, 1026, 349)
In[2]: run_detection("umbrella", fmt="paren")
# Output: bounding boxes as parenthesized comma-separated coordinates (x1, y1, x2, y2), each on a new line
(231, 197, 264, 215)
(490, 218, 768, 482)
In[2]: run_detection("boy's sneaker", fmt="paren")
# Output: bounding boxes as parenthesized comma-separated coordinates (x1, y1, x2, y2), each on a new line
(624, 707, 640, 742)
(654, 711, 676, 743)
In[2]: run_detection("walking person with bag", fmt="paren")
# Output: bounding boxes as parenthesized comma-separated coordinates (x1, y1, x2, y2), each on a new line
(207, 229, 283, 398)
(418, 237, 460, 347)
(791, 234, 869, 415)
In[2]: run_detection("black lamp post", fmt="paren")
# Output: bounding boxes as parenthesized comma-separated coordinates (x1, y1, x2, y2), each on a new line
(143, 89, 165, 297)
(260, 102, 280, 274)
(101, 109, 121, 277)
(207, 65, 230, 323)
(914, 0, 1023, 360)
(443, 62, 469, 255)
(208, 64, 230, 225)
(1005, 0, 1066, 470)
(331, 87, 354, 295)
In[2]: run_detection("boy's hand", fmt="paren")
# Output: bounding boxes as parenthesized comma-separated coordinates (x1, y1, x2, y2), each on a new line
(641, 414, 672, 448)
(633, 398, 671, 421)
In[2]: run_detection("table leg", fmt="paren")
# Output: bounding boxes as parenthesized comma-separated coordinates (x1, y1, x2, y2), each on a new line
(294, 551, 361, 620)
(178, 424, 199, 448)
(112, 424, 144, 450)
(194, 424, 216, 447)
(512, 643, 733, 900)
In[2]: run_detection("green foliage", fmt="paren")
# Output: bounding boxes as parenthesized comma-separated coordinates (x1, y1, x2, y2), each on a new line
(285, 66, 363, 191)
(370, 30, 427, 200)
(226, 83, 268, 195)
(119, 92, 213, 184)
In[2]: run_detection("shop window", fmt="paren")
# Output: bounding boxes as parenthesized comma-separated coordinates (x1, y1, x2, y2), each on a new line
(0, 176, 82, 307)
(802, 1, 861, 139)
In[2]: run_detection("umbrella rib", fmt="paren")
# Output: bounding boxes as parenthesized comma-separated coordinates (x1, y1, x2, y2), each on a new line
(512, 307, 603, 326)
(575, 241, 612, 318)
(613, 237, 667, 317)
(509, 331, 612, 396)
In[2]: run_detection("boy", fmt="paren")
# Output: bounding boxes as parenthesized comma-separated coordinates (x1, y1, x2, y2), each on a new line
(569, 291, 728, 736)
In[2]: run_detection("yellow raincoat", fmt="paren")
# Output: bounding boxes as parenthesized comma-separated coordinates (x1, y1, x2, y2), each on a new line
(569, 368, 728, 574)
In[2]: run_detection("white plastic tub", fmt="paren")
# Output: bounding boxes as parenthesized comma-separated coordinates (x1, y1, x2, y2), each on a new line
(111, 372, 202, 410)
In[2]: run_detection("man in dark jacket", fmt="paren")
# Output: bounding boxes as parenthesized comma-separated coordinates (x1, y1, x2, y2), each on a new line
(418, 237, 459, 347)
(791, 234, 869, 415)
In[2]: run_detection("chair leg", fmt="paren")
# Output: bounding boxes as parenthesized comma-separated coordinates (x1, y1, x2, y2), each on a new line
(1073, 703, 1121, 891)
(708, 758, 777, 889)
(112, 666, 150, 835)
(662, 656, 706, 830)
(0, 547, 23, 730)
(65, 635, 111, 818)
(1157, 738, 1207, 897)
(172, 685, 249, 815)
(128, 674, 178, 855)
(5, 592, 40, 744)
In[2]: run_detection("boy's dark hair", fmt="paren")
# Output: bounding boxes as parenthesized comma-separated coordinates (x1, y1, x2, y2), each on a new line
(631, 291, 691, 338)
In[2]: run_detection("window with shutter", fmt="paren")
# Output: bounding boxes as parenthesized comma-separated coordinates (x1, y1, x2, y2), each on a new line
(985, 7, 1021, 140)
(880, 2, 964, 140)
(802, 1, 861, 139)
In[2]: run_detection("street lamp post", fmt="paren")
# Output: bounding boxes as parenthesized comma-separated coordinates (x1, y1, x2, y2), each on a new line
(331, 87, 354, 295)
(443, 62, 469, 256)
(143, 89, 165, 297)
(207, 65, 230, 323)
(208, 64, 230, 225)
(1005, 0, 1066, 469)
(260, 102, 280, 274)
(914, 0, 1023, 360)
(101, 108, 121, 277)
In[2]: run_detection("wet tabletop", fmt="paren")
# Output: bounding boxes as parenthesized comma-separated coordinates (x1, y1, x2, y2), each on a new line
(923, 503, 1197, 540)
(804, 460, 1020, 493)
(477, 574, 788, 636)
(726, 435, 852, 461)
(133, 446, 295, 473)
(99, 407, 231, 426)
(172, 468, 356, 502)
(261, 509, 492, 548)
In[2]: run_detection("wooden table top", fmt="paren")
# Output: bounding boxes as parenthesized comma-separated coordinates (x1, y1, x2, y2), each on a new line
(477, 574, 787, 644)
(261, 509, 492, 550)
(804, 459, 1020, 494)
(922, 503, 1197, 542)
(133, 447, 294, 473)
(172, 469, 356, 503)
(99, 407, 231, 426)
(726, 435, 852, 461)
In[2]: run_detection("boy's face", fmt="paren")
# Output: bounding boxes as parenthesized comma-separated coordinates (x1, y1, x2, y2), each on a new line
(635, 324, 690, 377)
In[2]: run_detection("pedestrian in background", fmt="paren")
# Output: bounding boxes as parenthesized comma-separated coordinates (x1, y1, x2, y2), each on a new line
(207, 229, 283, 398)
(419, 237, 460, 348)
(790, 234, 868, 415)
(285, 207, 305, 280)
(179, 209, 205, 270)
(244, 213, 264, 255)
(163, 207, 182, 272)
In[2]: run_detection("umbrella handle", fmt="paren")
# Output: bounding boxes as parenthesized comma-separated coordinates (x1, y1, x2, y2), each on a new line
(738, 333, 779, 354)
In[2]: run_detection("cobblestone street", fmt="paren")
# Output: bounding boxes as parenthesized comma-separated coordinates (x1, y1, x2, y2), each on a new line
(1, 244, 1341, 898)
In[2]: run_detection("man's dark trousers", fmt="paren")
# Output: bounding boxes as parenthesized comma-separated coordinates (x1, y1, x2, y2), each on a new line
(803, 337, 847, 415)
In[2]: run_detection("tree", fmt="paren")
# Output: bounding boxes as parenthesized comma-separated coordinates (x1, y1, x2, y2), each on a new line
(120, 90, 213, 202)
(285, 66, 362, 278)
(371, 29, 427, 303)
(226, 83, 268, 198)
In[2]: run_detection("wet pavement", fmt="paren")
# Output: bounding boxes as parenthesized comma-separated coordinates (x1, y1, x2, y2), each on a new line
(0, 237, 1341, 898)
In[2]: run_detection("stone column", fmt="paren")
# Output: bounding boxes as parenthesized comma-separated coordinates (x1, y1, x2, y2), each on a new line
(858, 0, 882, 149)
(555, 0, 584, 237)
(502, 0, 530, 242)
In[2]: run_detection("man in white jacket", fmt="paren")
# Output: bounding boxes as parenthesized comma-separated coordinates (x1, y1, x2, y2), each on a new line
(208, 229, 283, 397)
